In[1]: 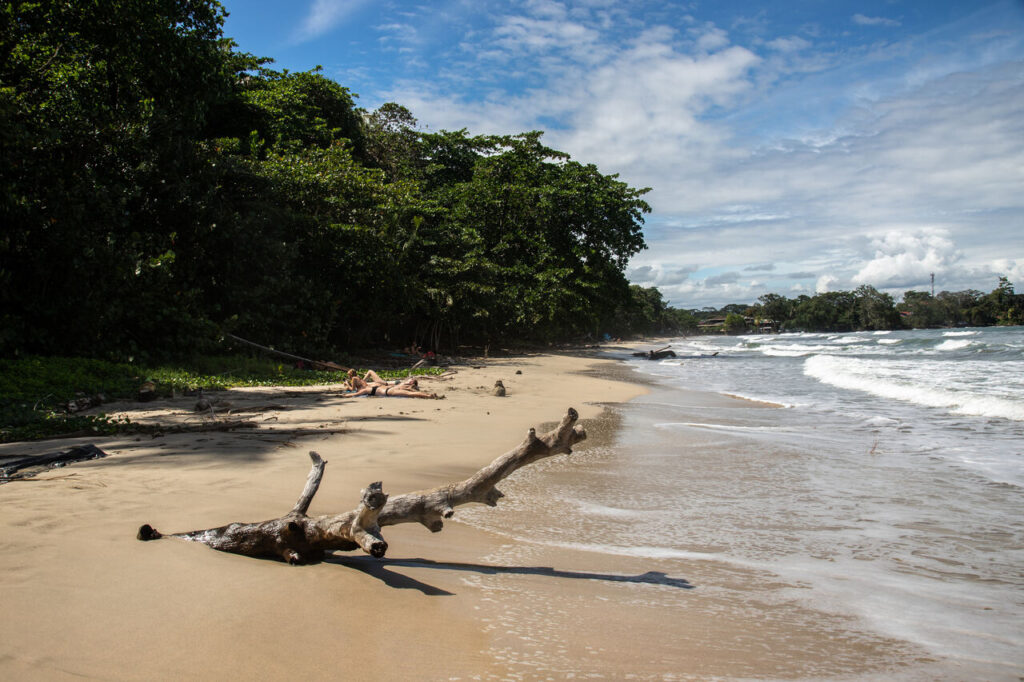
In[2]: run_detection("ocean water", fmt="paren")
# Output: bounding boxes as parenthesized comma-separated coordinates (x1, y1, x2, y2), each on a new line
(460, 326, 1023, 679)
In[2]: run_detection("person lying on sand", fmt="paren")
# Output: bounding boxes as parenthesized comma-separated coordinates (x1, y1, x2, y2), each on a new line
(344, 369, 442, 399)
(348, 383, 444, 399)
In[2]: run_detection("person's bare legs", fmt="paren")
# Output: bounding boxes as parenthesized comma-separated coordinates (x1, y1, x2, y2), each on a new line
(362, 370, 386, 384)
(385, 386, 443, 399)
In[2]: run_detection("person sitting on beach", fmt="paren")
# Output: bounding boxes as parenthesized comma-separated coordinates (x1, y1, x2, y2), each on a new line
(346, 369, 414, 390)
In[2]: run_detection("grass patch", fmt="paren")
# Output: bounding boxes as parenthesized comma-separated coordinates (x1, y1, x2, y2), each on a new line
(0, 355, 442, 443)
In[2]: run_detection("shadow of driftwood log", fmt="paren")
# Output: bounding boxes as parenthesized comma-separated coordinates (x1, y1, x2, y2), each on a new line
(326, 556, 456, 595)
(329, 555, 694, 595)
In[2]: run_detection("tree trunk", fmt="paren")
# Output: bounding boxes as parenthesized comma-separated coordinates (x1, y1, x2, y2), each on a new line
(137, 408, 587, 563)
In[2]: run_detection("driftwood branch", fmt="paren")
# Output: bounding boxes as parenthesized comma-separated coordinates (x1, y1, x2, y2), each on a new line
(137, 408, 587, 563)
(224, 333, 348, 372)
(291, 452, 326, 515)
(1, 444, 108, 481)
(156, 420, 260, 433)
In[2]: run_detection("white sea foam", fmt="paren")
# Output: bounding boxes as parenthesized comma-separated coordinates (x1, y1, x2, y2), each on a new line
(759, 343, 831, 356)
(943, 330, 979, 337)
(877, 338, 902, 345)
(804, 355, 1024, 421)
(719, 392, 793, 407)
(864, 416, 900, 427)
(936, 339, 974, 351)
(664, 422, 794, 434)
(538, 540, 732, 563)
(761, 348, 812, 357)
(574, 501, 646, 519)
(769, 555, 1024, 673)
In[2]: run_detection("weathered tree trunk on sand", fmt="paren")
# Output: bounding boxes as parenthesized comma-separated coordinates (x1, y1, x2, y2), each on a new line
(137, 408, 587, 563)
(1, 444, 108, 481)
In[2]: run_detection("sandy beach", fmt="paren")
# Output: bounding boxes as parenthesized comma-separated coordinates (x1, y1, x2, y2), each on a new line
(1, 350, 936, 680)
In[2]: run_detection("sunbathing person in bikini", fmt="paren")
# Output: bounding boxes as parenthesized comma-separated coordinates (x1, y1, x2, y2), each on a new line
(345, 369, 441, 399)
(348, 382, 443, 399)
(346, 369, 408, 389)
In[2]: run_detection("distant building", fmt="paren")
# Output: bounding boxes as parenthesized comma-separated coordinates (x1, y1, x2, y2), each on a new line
(697, 317, 727, 333)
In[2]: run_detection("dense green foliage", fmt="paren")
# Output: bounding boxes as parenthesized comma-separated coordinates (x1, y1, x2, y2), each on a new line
(1, 1, 650, 362)
(685, 278, 1024, 334)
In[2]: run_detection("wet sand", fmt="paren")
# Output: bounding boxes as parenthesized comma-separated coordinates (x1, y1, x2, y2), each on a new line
(0, 350, 936, 680)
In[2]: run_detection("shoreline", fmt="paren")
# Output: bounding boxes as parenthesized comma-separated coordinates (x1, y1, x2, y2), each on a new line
(0, 348, 955, 680)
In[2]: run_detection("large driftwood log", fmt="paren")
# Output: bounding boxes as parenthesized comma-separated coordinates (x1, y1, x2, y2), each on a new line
(137, 408, 587, 563)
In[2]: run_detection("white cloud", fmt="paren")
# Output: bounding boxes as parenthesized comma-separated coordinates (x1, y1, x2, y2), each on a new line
(388, 18, 761, 181)
(292, 0, 371, 43)
(524, 0, 568, 21)
(988, 259, 1024, 284)
(493, 15, 599, 54)
(766, 36, 810, 53)
(706, 271, 741, 286)
(626, 263, 699, 287)
(816, 274, 840, 293)
(852, 228, 962, 288)
(552, 39, 760, 174)
(695, 26, 730, 53)
(376, 23, 418, 47)
(852, 14, 901, 28)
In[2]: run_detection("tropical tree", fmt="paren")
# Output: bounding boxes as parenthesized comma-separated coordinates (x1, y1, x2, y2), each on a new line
(363, 102, 421, 182)
(409, 131, 648, 347)
(899, 290, 943, 328)
(756, 293, 791, 331)
(1, 0, 234, 358)
(723, 312, 747, 334)
(986, 277, 1024, 326)
(853, 285, 899, 330)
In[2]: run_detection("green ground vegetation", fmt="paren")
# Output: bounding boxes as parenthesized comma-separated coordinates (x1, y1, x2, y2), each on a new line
(0, 355, 441, 443)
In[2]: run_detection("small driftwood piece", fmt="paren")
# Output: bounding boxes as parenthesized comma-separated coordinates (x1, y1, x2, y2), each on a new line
(137, 408, 587, 563)
(152, 420, 259, 434)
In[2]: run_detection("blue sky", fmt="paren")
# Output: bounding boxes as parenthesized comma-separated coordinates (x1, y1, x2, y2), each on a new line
(221, 0, 1024, 308)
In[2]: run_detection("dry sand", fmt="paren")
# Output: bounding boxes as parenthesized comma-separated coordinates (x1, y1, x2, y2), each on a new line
(0, 352, 643, 680)
(1, 351, 925, 680)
